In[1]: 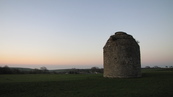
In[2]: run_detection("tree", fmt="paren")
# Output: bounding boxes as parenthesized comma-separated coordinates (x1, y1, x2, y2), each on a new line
(40, 66, 49, 73)
(2, 65, 12, 74)
(91, 67, 100, 73)
(153, 66, 160, 68)
(31, 68, 41, 74)
(145, 66, 151, 68)
(91, 67, 99, 70)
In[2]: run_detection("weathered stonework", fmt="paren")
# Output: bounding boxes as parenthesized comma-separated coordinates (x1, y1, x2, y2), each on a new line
(103, 32, 141, 78)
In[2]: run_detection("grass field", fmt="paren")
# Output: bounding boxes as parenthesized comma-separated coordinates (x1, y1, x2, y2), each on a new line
(0, 69, 173, 97)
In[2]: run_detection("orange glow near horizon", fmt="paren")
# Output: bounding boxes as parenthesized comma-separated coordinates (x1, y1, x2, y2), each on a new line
(0, 54, 102, 66)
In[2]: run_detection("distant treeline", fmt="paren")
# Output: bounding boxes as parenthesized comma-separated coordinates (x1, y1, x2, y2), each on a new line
(0, 66, 103, 74)
(1, 65, 173, 74)
(0, 66, 49, 74)
(56, 67, 103, 74)
(144, 66, 173, 69)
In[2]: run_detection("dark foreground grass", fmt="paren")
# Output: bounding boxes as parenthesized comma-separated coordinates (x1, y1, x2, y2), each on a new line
(0, 70, 173, 97)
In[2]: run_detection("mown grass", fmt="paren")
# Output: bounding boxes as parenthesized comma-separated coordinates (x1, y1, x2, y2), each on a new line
(0, 69, 173, 97)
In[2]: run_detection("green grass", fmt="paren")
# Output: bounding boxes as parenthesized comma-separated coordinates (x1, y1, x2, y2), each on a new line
(0, 69, 173, 97)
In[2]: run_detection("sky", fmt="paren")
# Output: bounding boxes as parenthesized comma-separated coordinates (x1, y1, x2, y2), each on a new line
(0, 0, 173, 69)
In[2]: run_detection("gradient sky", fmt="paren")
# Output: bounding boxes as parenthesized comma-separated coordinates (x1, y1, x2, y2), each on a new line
(0, 0, 173, 69)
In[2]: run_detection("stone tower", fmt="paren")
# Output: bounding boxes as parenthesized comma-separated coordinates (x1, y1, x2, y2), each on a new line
(103, 32, 141, 78)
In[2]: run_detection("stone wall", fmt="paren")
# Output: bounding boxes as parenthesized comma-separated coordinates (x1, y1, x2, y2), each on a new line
(103, 32, 141, 78)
